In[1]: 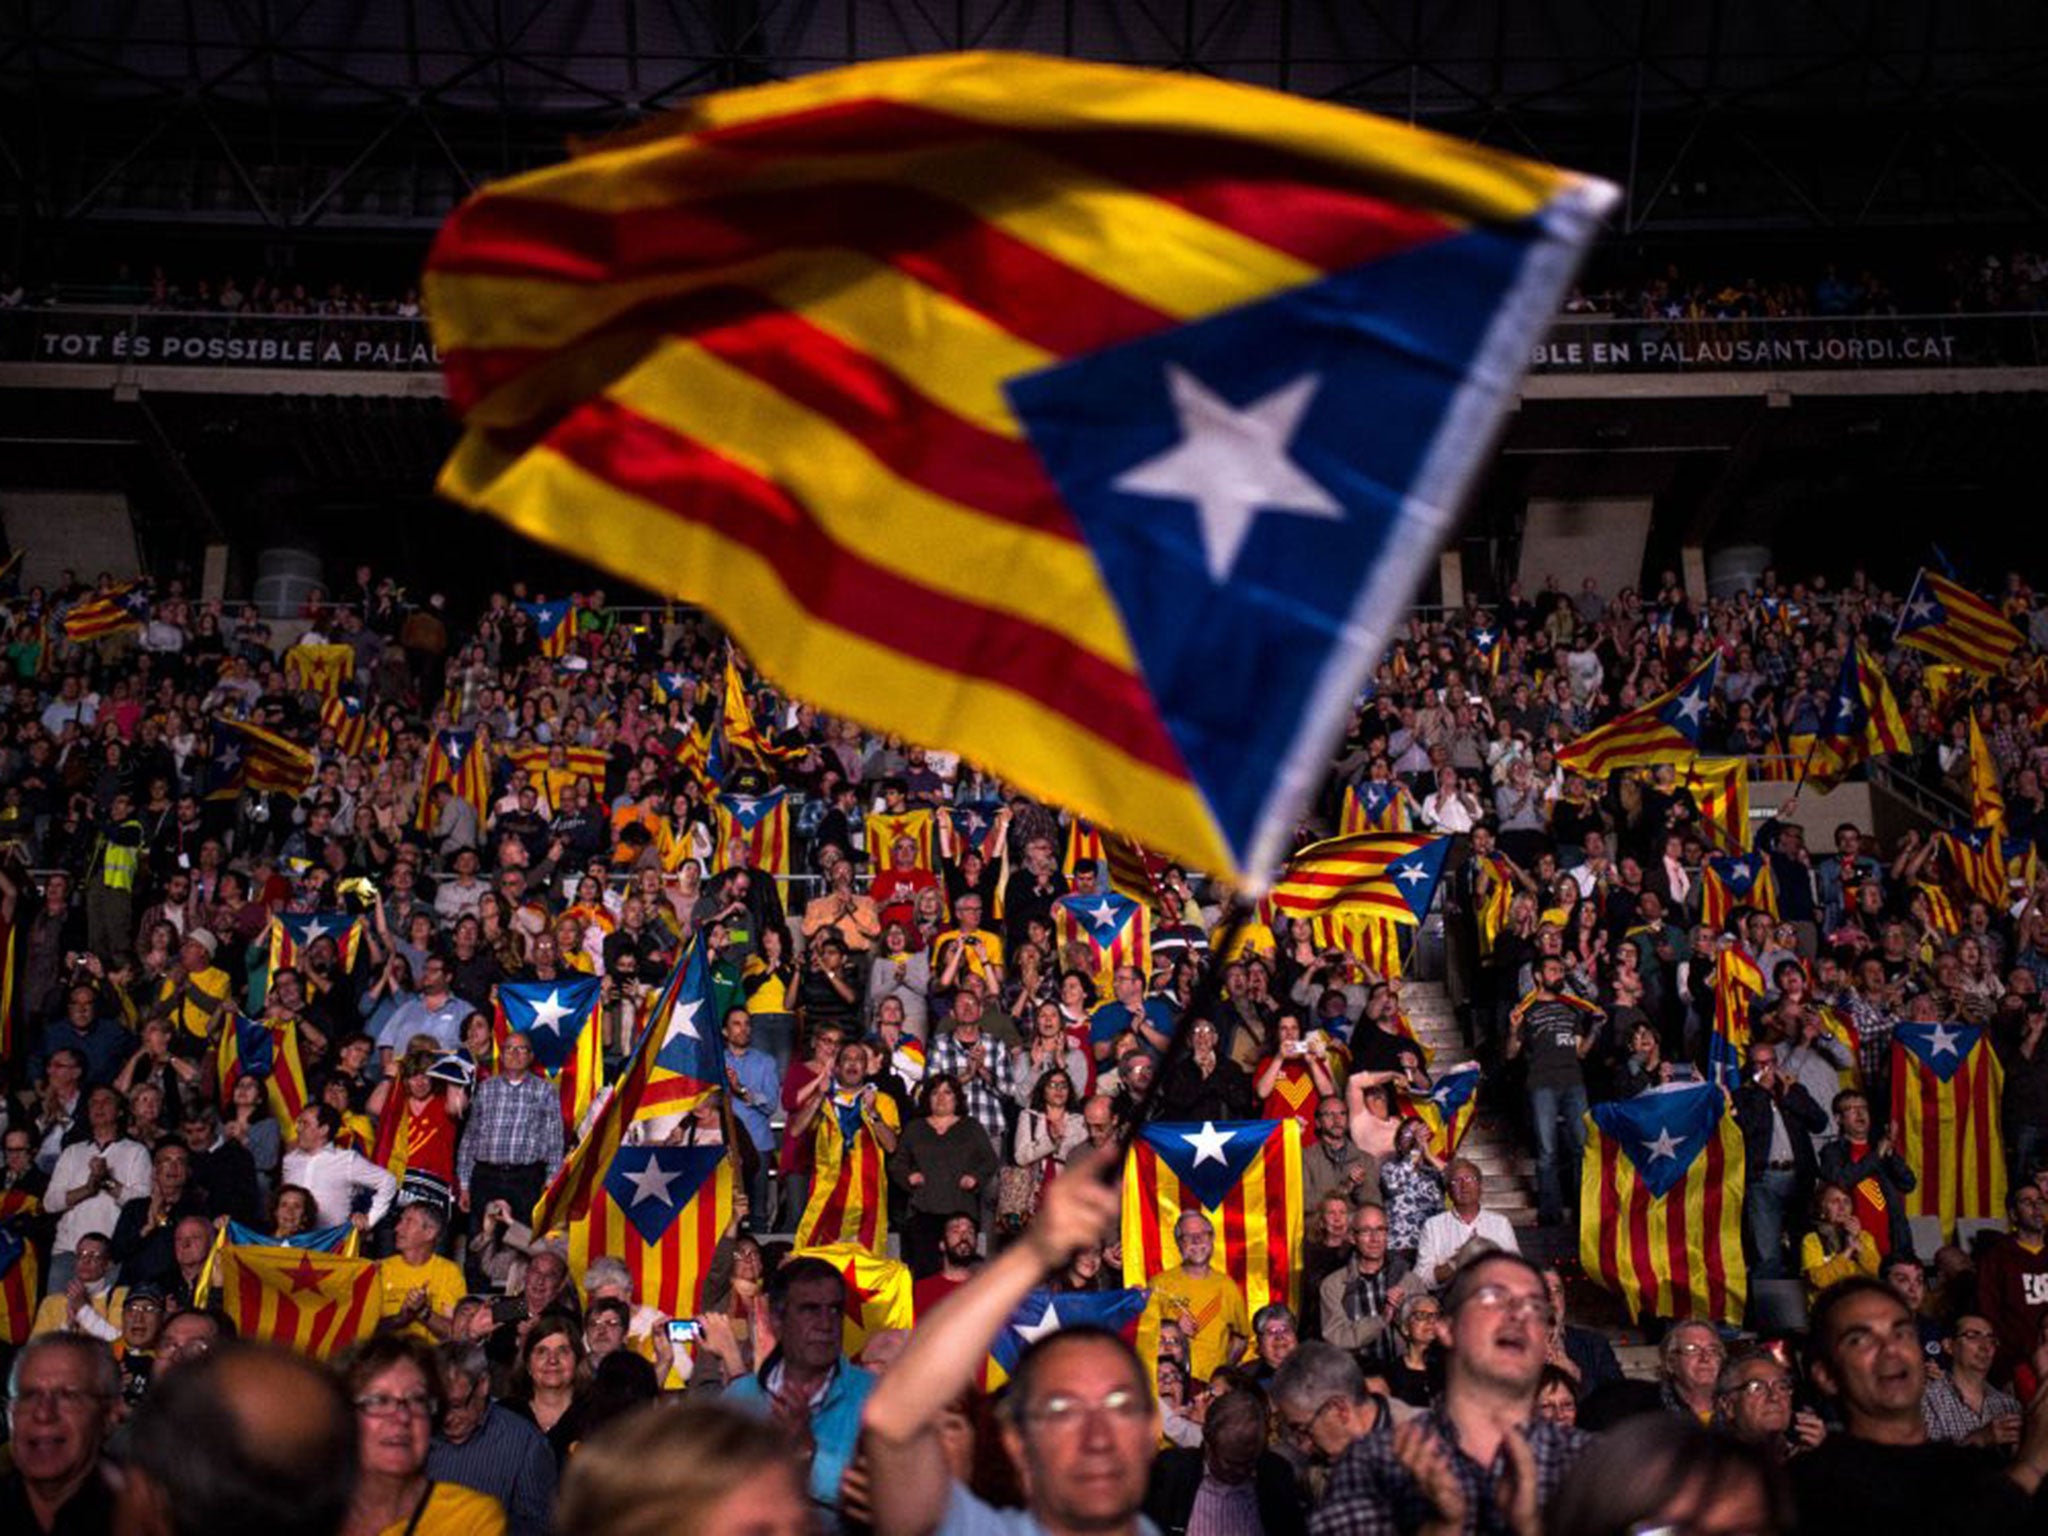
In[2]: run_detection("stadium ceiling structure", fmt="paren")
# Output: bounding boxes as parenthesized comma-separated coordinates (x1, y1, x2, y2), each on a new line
(1, 0, 2046, 243)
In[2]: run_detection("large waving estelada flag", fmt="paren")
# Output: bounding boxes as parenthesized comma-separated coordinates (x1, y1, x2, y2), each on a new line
(1054, 889, 1153, 992)
(1556, 655, 1719, 779)
(714, 789, 792, 876)
(495, 974, 605, 1129)
(1581, 1081, 1747, 1326)
(1268, 832, 1449, 921)
(568, 1143, 734, 1316)
(214, 1243, 384, 1358)
(720, 657, 807, 768)
(1122, 1118, 1303, 1315)
(426, 53, 1613, 884)
(791, 1243, 915, 1357)
(1895, 569, 2022, 674)
(983, 1286, 1149, 1391)
(0, 1219, 40, 1346)
(1400, 1062, 1483, 1161)
(1892, 1022, 2006, 1238)
(1339, 781, 1410, 836)
(1700, 851, 1777, 932)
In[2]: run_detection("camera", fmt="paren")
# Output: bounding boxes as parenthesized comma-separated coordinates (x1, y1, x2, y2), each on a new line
(666, 1317, 703, 1347)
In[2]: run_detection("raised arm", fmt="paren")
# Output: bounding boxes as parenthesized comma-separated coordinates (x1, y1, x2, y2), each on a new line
(862, 1148, 1123, 1536)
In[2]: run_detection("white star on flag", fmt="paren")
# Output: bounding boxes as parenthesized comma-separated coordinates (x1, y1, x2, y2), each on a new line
(1395, 862, 1430, 887)
(1087, 900, 1120, 928)
(217, 745, 241, 772)
(1644, 1126, 1682, 1161)
(1927, 1024, 1960, 1058)
(527, 989, 573, 1035)
(1181, 1121, 1234, 1166)
(1905, 597, 1935, 623)
(623, 1159, 680, 1207)
(1114, 365, 1343, 584)
(1013, 1301, 1064, 1346)
(300, 919, 331, 945)
(1674, 689, 1708, 726)
(664, 996, 703, 1042)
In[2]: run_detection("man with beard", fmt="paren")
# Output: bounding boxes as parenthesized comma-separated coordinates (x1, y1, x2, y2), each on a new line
(913, 1213, 983, 1317)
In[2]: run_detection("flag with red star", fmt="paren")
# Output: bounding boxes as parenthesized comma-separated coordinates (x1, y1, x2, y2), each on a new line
(214, 1242, 384, 1358)
(789, 1242, 914, 1357)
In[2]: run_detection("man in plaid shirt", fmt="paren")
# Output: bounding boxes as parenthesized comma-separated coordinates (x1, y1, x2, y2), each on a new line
(456, 1032, 565, 1232)
(928, 987, 1016, 1146)
(1308, 1252, 1588, 1536)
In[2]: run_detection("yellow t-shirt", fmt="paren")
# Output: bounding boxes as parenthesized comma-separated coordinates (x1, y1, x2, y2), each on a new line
(934, 927, 1006, 982)
(377, 1254, 467, 1336)
(1141, 1265, 1250, 1383)
(160, 965, 233, 1039)
(379, 1482, 506, 1536)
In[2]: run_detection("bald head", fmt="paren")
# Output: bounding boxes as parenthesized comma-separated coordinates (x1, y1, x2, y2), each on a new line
(121, 1343, 357, 1536)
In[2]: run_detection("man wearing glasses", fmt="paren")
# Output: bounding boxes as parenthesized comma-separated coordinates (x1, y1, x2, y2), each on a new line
(1271, 1341, 1388, 1470)
(1713, 1347, 1827, 1460)
(1307, 1252, 1589, 1536)
(863, 1147, 1150, 1536)
(428, 1340, 557, 1536)
(0, 1334, 119, 1534)
(1922, 1313, 2024, 1448)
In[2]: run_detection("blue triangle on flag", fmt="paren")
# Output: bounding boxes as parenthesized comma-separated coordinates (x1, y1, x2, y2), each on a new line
(1429, 1063, 1482, 1115)
(989, 1287, 1150, 1376)
(1893, 1021, 1980, 1084)
(1384, 839, 1449, 919)
(602, 1144, 724, 1245)
(1061, 891, 1138, 946)
(500, 977, 602, 1076)
(1589, 1082, 1722, 1199)
(1141, 1120, 1279, 1210)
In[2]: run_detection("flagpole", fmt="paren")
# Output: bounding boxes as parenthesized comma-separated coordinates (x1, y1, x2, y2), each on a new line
(1100, 890, 1255, 1185)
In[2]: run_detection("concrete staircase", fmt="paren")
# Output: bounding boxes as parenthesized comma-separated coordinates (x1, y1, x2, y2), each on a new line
(1399, 981, 1536, 1226)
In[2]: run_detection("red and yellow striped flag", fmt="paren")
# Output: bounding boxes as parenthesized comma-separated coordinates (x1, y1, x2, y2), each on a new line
(424, 52, 1613, 884)
(1268, 832, 1449, 921)
(1683, 757, 1750, 854)
(1968, 714, 2005, 831)
(0, 1216, 40, 1346)
(1122, 1118, 1303, 1315)
(1582, 1082, 1747, 1325)
(214, 1243, 384, 1359)
(283, 643, 356, 701)
(1892, 1023, 2006, 1239)
(568, 1145, 734, 1317)
(795, 1092, 900, 1256)
(1895, 570, 2023, 674)
(416, 729, 491, 832)
(866, 809, 937, 874)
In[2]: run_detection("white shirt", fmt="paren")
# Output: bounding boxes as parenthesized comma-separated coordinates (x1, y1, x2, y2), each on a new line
(282, 1143, 399, 1228)
(1422, 791, 1479, 835)
(45, 1136, 153, 1255)
(1414, 1208, 1522, 1291)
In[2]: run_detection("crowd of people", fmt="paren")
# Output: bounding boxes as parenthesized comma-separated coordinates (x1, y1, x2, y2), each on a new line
(4, 553, 2048, 1533)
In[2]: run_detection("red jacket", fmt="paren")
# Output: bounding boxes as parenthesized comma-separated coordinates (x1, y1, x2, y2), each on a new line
(1975, 1234, 2048, 1386)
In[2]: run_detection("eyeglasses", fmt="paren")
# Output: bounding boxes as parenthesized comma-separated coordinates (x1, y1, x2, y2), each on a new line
(9, 1385, 114, 1414)
(1021, 1388, 1150, 1433)
(1953, 1328, 1997, 1343)
(355, 1392, 439, 1421)
(1670, 1341, 1726, 1359)
(1279, 1395, 1342, 1446)
(1458, 1284, 1556, 1329)
(1728, 1378, 1793, 1401)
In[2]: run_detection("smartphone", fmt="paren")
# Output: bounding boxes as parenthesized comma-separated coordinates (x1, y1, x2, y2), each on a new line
(666, 1317, 703, 1347)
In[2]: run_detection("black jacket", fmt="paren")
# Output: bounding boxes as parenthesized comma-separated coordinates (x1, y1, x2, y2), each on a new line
(1732, 1079, 1828, 1187)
